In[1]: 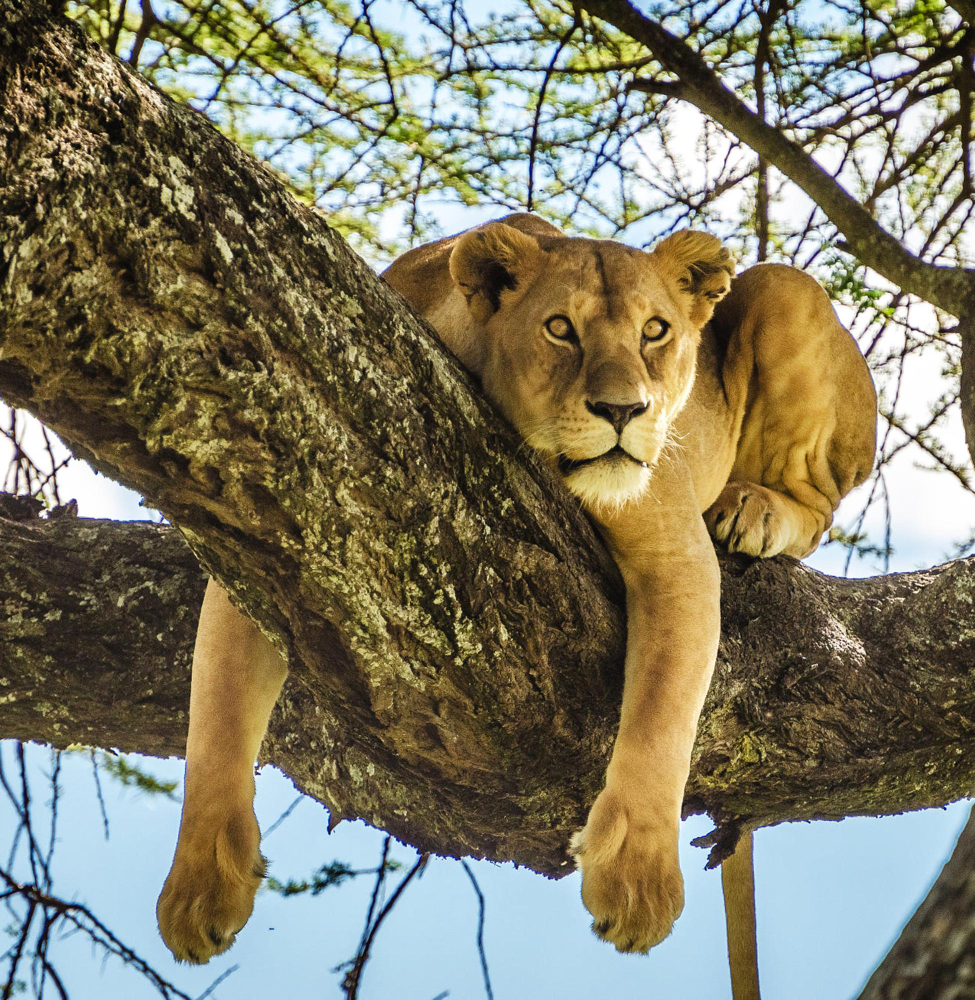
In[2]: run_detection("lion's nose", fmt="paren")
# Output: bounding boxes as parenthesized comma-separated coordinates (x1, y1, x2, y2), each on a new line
(585, 399, 647, 434)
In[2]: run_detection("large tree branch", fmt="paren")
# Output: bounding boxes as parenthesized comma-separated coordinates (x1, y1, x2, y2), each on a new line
(1, 0, 628, 872)
(2, 0, 975, 878)
(583, 0, 975, 317)
(3, 500, 975, 871)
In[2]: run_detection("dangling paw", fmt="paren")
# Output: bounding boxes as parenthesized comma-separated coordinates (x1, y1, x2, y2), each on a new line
(156, 808, 265, 964)
(570, 787, 684, 954)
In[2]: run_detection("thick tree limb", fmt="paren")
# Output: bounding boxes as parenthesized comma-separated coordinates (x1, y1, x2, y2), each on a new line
(0, 0, 627, 872)
(0, 496, 204, 758)
(2, 0, 975, 877)
(3, 500, 975, 872)
(584, 0, 975, 318)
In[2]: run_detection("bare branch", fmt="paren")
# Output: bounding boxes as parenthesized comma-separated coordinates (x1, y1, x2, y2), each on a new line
(583, 0, 975, 317)
(461, 860, 494, 1000)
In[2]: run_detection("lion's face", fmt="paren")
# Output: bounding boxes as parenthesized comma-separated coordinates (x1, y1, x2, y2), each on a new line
(478, 246, 699, 508)
(449, 224, 733, 509)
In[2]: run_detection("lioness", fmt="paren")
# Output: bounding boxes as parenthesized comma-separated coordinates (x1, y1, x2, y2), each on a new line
(157, 214, 876, 972)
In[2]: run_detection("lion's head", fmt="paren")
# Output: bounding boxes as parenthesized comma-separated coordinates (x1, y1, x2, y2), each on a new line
(447, 219, 733, 509)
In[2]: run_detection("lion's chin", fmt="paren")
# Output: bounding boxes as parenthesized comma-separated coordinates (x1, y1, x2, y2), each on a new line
(563, 454, 652, 511)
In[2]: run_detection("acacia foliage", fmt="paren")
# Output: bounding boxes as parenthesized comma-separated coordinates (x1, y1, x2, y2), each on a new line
(67, 0, 972, 260)
(43, 0, 975, 563)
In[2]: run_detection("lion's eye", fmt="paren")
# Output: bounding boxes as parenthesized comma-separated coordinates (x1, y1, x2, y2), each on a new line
(642, 317, 670, 343)
(544, 315, 577, 342)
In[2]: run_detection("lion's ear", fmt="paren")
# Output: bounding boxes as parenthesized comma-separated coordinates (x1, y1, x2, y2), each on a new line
(449, 221, 543, 324)
(649, 231, 734, 328)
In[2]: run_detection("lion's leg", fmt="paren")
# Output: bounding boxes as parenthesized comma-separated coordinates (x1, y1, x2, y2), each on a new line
(705, 264, 876, 559)
(572, 477, 720, 953)
(157, 578, 288, 964)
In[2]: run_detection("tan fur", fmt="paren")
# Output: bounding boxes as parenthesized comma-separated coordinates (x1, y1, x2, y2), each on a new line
(157, 579, 286, 963)
(723, 833, 761, 1000)
(157, 215, 877, 968)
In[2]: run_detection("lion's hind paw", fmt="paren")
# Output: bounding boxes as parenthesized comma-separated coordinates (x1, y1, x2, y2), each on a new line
(156, 809, 265, 964)
(571, 789, 684, 955)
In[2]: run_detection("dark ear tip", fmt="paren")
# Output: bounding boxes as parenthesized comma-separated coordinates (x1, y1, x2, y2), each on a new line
(449, 221, 543, 321)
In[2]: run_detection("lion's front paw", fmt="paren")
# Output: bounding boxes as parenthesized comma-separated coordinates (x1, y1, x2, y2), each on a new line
(156, 809, 265, 964)
(570, 789, 683, 954)
(705, 482, 791, 557)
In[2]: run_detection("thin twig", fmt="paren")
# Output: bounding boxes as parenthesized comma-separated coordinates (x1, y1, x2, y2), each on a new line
(341, 849, 429, 1000)
(261, 794, 303, 840)
(460, 861, 494, 1000)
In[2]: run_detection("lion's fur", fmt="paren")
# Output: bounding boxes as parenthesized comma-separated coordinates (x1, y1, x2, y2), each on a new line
(384, 214, 877, 954)
(158, 214, 876, 968)
(385, 214, 876, 547)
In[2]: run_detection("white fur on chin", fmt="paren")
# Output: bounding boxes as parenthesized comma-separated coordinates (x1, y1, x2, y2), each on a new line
(564, 457, 652, 511)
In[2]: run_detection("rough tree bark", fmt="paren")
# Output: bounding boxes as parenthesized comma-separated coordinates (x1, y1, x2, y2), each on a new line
(3, 494, 975, 872)
(1, 0, 974, 893)
(0, 0, 627, 872)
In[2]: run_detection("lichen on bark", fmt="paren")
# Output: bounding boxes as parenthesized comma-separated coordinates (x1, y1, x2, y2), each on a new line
(3, 502, 975, 872)
(2, 0, 975, 881)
